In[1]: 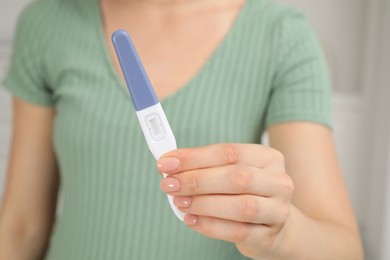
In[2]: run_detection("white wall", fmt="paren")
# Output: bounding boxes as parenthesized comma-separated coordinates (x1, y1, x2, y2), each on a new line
(0, 0, 33, 201)
(0, 49, 12, 197)
(363, 1, 390, 258)
(381, 136, 390, 260)
(0, 1, 389, 259)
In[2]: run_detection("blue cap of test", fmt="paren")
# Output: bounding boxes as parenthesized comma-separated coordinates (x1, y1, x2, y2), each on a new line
(111, 30, 159, 111)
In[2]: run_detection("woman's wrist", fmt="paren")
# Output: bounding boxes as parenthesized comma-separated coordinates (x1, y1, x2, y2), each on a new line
(263, 204, 364, 260)
(254, 204, 298, 260)
(270, 205, 300, 260)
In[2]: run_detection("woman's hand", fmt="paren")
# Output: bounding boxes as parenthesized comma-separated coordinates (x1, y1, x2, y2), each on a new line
(156, 143, 294, 259)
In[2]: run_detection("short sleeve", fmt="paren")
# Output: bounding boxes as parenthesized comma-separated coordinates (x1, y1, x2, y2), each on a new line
(265, 11, 332, 128)
(2, 3, 53, 106)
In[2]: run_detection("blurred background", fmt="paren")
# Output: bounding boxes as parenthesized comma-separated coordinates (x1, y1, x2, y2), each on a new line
(0, 0, 389, 259)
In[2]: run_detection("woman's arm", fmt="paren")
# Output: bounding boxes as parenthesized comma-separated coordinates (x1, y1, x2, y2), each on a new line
(268, 122, 363, 259)
(0, 98, 59, 260)
(156, 122, 363, 259)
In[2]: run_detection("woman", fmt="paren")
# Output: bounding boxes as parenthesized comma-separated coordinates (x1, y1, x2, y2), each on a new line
(0, 0, 363, 259)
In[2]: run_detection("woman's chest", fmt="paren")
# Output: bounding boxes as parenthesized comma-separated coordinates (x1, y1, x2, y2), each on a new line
(101, 0, 245, 100)
(46, 5, 276, 161)
(51, 63, 270, 172)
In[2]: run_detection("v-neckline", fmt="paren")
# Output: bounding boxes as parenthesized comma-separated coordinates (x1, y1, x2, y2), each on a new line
(91, 0, 251, 104)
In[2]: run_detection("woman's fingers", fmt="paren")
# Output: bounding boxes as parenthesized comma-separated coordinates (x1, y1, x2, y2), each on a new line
(157, 143, 285, 174)
(183, 215, 261, 243)
(155, 143, 293, 259)
(174, 195, 289, 225)
(160, 164, 287, 197)
(183, 215, 278, 258)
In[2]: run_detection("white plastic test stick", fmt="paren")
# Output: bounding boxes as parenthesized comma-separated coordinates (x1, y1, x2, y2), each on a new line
(111, 29, 185, 222)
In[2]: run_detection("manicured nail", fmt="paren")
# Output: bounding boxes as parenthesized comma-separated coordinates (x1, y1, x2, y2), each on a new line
(160, 178, 180, 192)
(174, 197, 192, 208)
(157, 157, 180, 172)
(184, 214, 198, 226)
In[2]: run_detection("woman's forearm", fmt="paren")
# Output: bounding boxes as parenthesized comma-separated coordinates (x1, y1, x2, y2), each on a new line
(0, 217, 49, 260)
(0, 98, 58, 260)
(272, 205, 364, 260)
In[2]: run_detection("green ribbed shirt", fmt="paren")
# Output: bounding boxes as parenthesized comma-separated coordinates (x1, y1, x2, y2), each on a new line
(3, 0, 331, 259)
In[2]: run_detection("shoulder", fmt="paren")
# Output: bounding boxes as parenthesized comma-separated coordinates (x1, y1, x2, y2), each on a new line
(239, 0, 312, 61)
(244, 0, 319, 55)
(13, 0, 92, 55)
(246, 0, 307, 32)
(16, 0, 60, 30)
(15, 0, 85, 39)
(248, 0, 305, 19)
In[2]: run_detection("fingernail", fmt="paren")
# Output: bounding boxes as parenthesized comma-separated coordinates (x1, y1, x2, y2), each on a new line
(160, 178, 180, 192)
(174, 197, 192, 208)
(184, 214, 198, 226)
(157, 157, 180, 172)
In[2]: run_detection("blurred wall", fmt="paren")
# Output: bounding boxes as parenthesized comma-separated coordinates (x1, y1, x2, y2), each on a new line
(0, 0, 389, 259)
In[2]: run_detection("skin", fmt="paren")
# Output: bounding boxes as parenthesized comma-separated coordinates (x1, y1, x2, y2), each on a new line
(0, 99, 59, 259)
(0, 0, 363, 259)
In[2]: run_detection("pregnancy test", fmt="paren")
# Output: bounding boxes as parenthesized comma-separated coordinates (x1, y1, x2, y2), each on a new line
(112, 29, 185, 222)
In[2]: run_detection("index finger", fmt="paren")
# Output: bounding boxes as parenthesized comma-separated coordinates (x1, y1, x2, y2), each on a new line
(156, 143, 283, 174)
